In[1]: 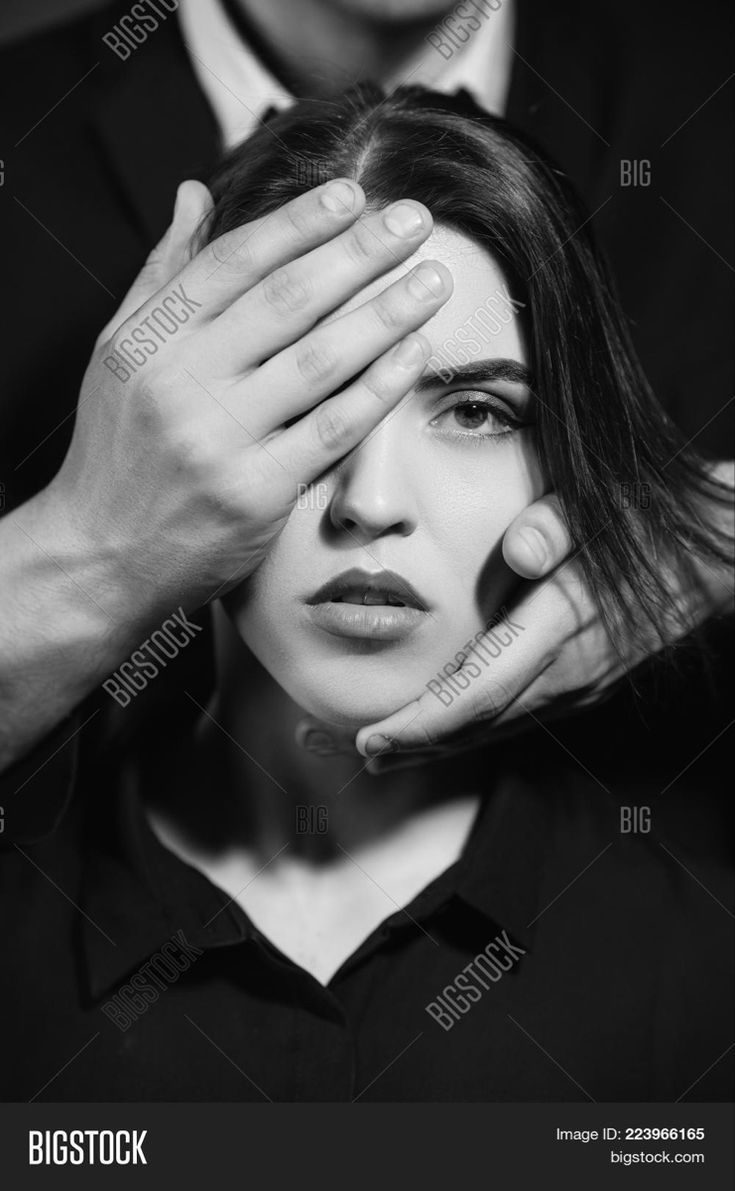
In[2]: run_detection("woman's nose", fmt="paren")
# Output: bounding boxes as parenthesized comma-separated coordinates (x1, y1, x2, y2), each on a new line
(328, 418, 417, 541)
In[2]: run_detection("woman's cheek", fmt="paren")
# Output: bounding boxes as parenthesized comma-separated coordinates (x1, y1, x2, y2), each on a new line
(433, 445, 539, 553)
(222, 502, 316, 634)
(430, 448, 541, 618)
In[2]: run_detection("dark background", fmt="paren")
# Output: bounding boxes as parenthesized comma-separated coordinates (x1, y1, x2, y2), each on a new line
(0, 0, 102, 45)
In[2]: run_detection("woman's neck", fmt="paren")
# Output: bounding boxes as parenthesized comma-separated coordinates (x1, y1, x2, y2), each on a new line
(143, 605, 484, 984)
(146, 603, 481, 868)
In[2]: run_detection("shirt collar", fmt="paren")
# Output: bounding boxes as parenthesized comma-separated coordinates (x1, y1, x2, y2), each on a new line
(177, 0, 291, 149)
(80, 719, 253, 1001)
(177, 0, 514, 150)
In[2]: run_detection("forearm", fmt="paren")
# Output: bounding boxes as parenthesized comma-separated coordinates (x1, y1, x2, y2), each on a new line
(0, 488, 151, 772)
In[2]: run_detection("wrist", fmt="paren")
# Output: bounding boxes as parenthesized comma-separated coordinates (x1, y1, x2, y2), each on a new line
(3, 486, 158, 670)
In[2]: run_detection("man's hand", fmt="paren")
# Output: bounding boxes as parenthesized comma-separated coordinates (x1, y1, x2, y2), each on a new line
(50, 178, 451, 616)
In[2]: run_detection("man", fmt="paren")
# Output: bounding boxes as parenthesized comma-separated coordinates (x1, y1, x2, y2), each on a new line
(0, 0, 732, 826)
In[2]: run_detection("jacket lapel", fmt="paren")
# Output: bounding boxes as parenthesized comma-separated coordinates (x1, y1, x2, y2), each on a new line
(88, 7, 221, 245)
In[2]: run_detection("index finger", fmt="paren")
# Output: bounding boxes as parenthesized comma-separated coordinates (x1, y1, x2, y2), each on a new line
(354, 601, 562, 756)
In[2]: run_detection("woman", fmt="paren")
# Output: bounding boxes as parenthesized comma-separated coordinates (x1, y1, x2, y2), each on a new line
(5, 85, 733, 1102)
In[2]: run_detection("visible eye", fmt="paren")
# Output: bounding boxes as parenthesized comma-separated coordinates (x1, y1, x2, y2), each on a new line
(431, 391, 526, 442)
(453, 402, 511, 432)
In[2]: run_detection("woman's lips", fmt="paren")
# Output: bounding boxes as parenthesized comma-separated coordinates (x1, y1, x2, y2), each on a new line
(304, 567, 430, 641)
(305, 600, 427, 641)
(306, 566, 428, 609)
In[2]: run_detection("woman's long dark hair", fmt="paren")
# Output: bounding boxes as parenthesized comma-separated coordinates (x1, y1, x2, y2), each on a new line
(202, 84, 732, 660)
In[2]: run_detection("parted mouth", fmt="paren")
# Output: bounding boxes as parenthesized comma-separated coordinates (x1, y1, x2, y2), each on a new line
(305, 567, 429, 612)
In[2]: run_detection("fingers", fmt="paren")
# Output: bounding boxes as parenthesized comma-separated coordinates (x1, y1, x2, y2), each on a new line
(176, 178, 367, 323)
(354, 591, 577, 756)
(208, 200, 434, 371)
(104, 179, 366, 350)
(365, 746, 456, 776)
(354, 675, 520, 759)
(354, 564, 607, 755)
(242, 260, 452, 439)
(164, 180, 214, 274)
(273, 332, 432, 479)
(100, 181, 213, 340)
(502, 493, 573, 579)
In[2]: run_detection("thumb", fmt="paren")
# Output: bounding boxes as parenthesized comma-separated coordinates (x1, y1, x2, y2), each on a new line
(502, 493, 572, 580)
(98, 179, 213, 343)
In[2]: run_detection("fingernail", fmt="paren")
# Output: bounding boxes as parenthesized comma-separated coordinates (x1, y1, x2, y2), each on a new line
(306, 729, 331, 745)
(520, 527, 548, 568)
(393, 333, 429, 368)
(383, 202, 426, 238)
(407, 263, 446, 301)
(365, 733, 396, 756)
(304, 730, 336, 755)
(174, 181, 202, 228)
(320, 180, 358, 214)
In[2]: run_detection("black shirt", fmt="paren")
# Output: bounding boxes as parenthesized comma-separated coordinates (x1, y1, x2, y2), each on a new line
(2, 705, 732, 1103)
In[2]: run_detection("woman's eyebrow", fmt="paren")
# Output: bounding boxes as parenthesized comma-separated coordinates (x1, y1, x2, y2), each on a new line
(414, 358, 534, 392)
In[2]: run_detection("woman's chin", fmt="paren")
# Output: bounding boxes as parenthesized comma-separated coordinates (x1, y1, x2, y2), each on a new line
(301, 700, 401, 732)
(283, 683, 412, 732)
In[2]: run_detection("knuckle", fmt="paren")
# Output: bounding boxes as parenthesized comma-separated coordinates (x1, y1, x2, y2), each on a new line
(469, 691, 494, 725)
(314, 401, 351, 451)
(360, 366, 393, 404)
(134, 374, 170, 426)
(295, 339, 337, 387)
(281, 199, 313, 240)
(372, 295, 403, 333)
(342, 225, 375, 266)
(134, 393, 162, 438)
(262, 267, 310, 315)
(167, 422, 208, 470)
(207, 233, 255, 276)
(146, 365, 182, 403)
(413, 720, 438, 749)
(209, 468, 258, 520)
(468, 681, 509, 725)
(137, 376, 196, 449)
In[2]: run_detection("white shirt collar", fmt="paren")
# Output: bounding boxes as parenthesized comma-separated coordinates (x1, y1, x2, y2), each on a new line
(178, 0, 513, 150)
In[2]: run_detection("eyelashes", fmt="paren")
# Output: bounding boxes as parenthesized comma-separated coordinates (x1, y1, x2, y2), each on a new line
(429, 390, 530, 443)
